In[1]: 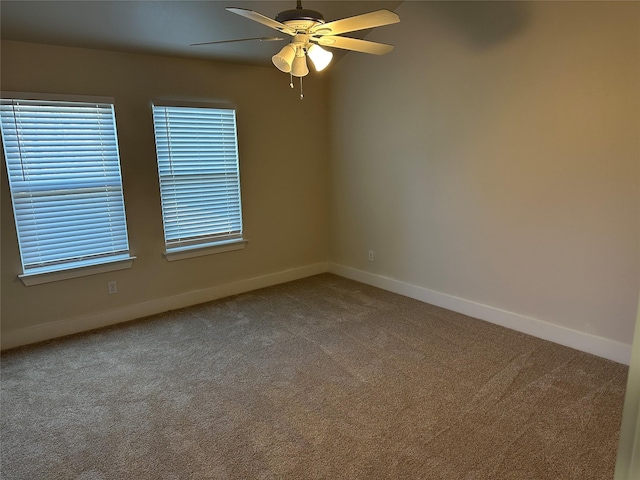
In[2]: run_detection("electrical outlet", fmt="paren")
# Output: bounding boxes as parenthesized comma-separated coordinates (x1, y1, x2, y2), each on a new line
(368, 250, 374, 262)
(108, 280, 118, 294)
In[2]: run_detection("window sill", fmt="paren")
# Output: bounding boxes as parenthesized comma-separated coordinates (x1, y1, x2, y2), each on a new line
(164, 238, 248, 262)
(19, 255, 136, 286)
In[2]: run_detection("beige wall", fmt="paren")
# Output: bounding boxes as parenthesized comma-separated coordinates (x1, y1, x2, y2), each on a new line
(1, 41, 329, 337)
(329, 1, 639, 345)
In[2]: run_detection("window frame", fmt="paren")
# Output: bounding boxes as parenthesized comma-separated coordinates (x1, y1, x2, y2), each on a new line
(151, 100, 247, 261)
(1, 91, 135, 285)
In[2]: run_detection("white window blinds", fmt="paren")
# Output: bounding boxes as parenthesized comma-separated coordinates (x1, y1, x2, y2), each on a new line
(0, 97, 131, 275)
(152, 104, 243, 250)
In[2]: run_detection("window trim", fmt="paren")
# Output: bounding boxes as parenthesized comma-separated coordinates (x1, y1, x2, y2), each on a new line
(1, 91, 116, 106)
(19, 255, 136, 286)
(163, 238, 247, 262)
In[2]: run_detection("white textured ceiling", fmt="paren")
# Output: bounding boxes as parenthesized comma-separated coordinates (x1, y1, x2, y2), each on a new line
(1, 1, 403, 67)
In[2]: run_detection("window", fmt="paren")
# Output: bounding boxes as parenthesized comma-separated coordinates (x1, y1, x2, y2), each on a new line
(152, 103, 245, 260)
(0, 95, 134, 285)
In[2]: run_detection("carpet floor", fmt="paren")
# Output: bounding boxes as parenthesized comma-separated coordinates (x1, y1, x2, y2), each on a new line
(1, 273, 628, 479)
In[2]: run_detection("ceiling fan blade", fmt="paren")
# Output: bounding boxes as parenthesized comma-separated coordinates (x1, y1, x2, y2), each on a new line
(310, 9, 399, 36)
(190, 37, 284, 46)
(316, 36, 394, 55)
(226, 7, 296, 35)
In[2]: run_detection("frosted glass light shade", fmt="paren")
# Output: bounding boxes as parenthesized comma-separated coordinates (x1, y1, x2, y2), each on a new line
(291, 54, 309, 77)
(272, 45, 296, 73)
(307, 44, 333, 72)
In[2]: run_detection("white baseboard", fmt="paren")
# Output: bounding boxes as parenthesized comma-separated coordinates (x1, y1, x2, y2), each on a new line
(4, 261, 631, 365)
(329, 263, 632, 365)
(1, 262, 329, 351)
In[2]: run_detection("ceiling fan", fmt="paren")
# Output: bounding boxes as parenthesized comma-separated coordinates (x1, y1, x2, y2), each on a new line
(191, 1, 400, 98)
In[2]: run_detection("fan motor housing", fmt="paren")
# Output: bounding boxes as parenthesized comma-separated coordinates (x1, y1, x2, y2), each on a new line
(276, 8, 325, 25)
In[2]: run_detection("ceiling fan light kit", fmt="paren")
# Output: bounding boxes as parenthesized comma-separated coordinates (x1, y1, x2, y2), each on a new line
(307, 44, 333, 72)
(272, 36, 332, 76)
(194, 1, 400, 98)
(291, 52, 309, 77)
(272, 44, 296, 73)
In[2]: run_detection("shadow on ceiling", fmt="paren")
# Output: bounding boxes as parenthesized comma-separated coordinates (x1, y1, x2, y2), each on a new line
(425, 1, 532, 50)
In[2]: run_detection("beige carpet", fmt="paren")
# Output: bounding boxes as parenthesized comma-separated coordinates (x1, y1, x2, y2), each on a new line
(1, 274, 628, 479)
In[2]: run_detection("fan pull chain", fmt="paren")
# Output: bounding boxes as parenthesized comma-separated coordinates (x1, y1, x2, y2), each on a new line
(286, 74, 303, 99)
